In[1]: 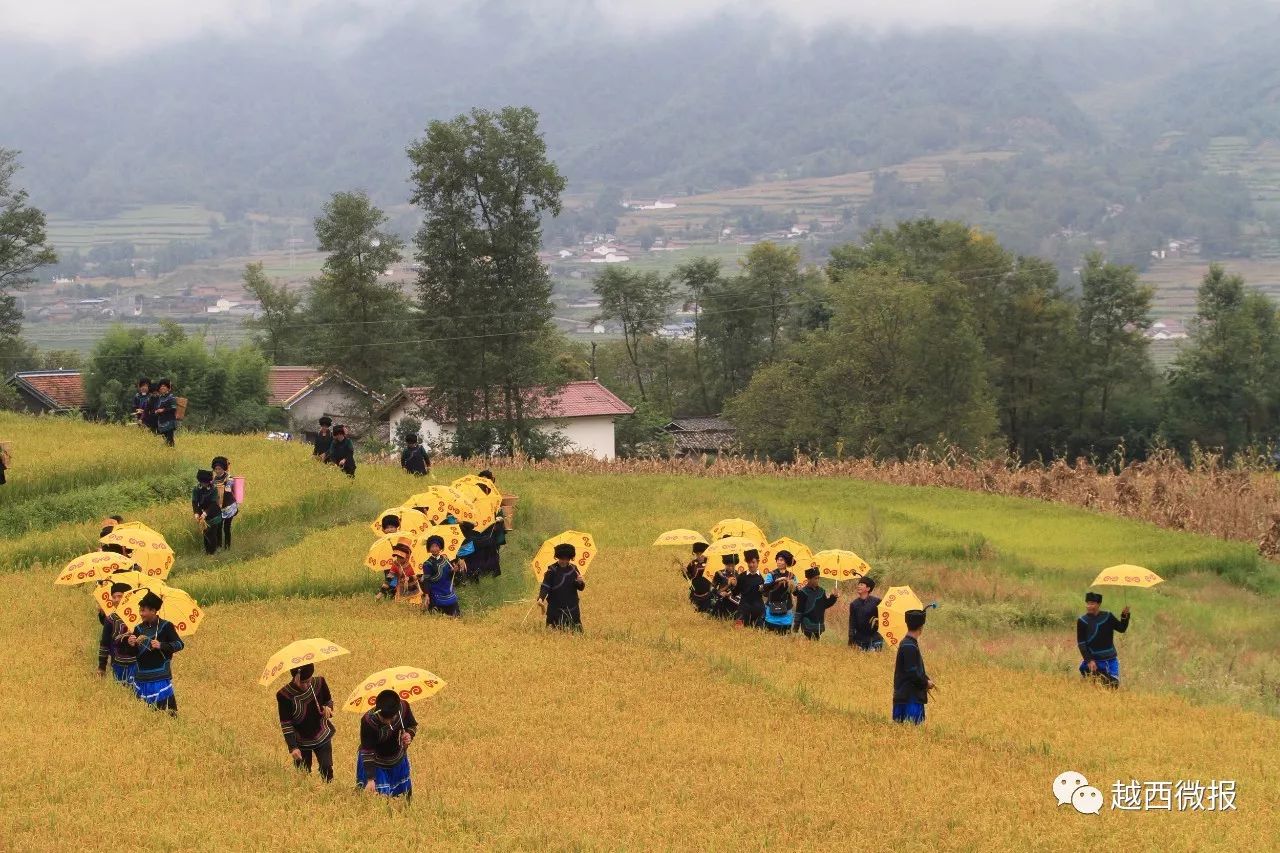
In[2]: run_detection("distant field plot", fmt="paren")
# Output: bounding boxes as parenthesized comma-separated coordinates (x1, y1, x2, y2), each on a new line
(1142, 257, 1280, 324)
(22, 320, 252, 354)
(1204, 136, 1280, 257)
(46, 204, 220, 251)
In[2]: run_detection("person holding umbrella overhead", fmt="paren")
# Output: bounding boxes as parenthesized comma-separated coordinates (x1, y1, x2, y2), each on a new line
(277, 663, 337, 782)
(1077, 592, 1130, 688)
(358, 689, 418, 799)
(97, 581, 137, 684)
(127, 591, 184, 715)
(892, 609, 934, 725)
(539, 543, 586, 631)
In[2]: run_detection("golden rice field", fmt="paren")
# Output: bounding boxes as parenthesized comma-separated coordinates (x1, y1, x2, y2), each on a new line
(0, 413, 1277, 851)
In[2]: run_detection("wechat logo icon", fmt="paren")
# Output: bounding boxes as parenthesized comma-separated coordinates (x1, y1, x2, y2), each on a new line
(1054, 771, 1103, 815)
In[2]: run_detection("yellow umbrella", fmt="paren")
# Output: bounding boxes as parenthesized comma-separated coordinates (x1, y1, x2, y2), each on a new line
(420, 524, 464, 560)
(877, 585, 924, 649)
(531, 531, 597, 579)
(453, 476, 502, 517)
(100, 524, 174, 579)
(710, 518, 767, 546)
(91, 571, 163, 615)
(703, 536, 760, 563)
(369, 507, 432, 537)
(116, 586, 204, 637)
(366, 535, 429, 574)
(55, 552, 132, 586)
(652, 529, 709, 547)
(407, 486, 475, 526)
(762, 537, 815, 572)
(1091, 565, 1164, 589)
(259, 638, 350, 686)
(342, 666, 446, 714)
(811, 549, 871, 581)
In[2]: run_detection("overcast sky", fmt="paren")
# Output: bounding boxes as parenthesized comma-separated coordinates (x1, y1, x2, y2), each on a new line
(0, 0, 1265, 57)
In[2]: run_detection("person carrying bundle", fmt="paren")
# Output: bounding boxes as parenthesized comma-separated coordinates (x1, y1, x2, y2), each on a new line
(686, 543, 712, 613)
(211, 456, 236, 551)
(192, 469, 223, 556)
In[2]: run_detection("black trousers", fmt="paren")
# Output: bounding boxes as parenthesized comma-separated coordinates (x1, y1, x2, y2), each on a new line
(427, 602, 461, 617)
(739, 603, 765, 627)
(220, 515, 232, 549)
(295, 740, 334, 781)
(202, 524, 221, 555)
(161, 430, 175, 447)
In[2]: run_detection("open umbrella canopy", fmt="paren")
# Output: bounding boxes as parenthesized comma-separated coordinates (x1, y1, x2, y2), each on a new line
(420, 524, 464, 560)
(877, 585, 924, 649)
(531, 531, 597, 579)
(762, 537, 815, 573)
(710, 519, 768, 546)
(811, 549, 871, 581)
(366, 535, 429, 574)
(452, 476, 502, 520)
(652, 529, 709, 547)
(406, 486, 473, 526)
(92, 571, 164, 615)
(343, 666, 446, 714)
(259, 638, 350, 686)
(369, 507, 432, 538)
(100, 524, 174, 579)
(703, 536, 760, 564)
(55, 552, 133, 586)
(116, 586, 204, 637)
(1091, 565, 1164, 589)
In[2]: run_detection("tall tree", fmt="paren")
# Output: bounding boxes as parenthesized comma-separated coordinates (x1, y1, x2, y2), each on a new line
(672, 257, 722, 414)
(0, 149, 57, 353)
(240, 262, 302, 364)
(304, 191, 407, 387)
(592, 267, 672, 402)
(1074, 252, 1154, 437)
(408, 106, 566, 444)
(738, 242, 804, 360)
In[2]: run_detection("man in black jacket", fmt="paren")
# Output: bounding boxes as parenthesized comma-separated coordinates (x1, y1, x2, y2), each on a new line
(1077, 592, 1130, 687)
(735, 549, 766, 628)
(794, 568, 839, 639)
(892, 609, 933, 725)
(192, 469, 223, 555)
(312, 417, 333, 459)
(400, 433, 430, 476)
(277, 663, 335, 781)
(129, 591, 184, 715)
(324, 425, 356, 477)
(848, 577, 884, 651)
(539, 543, 586, 630)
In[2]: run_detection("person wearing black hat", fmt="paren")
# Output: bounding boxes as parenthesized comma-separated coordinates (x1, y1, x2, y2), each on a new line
(211, 456, 235, 550)
(192, 469, 223, 555)
(152, 379, 178, 446)
(97, 581, 138, 683)
(277, 663, 335, 782)
(762, 550, 797, 634)
(421, 535, 461, 616)
(131, 377, 151, 428)
(399, 433, 430, 476)
(1077, 592, 1129, 687)
(794, 568, 839, 640)
(379, 514, 401, 536)
(313, 417, 334, 460)
(711, 555, 741, 620)
(324, 425, 356, 478)
(685, 543, 712, 612)
(848, 576, 884, 651)
(539, 543, 586, 630)
(358, 689, 417, 798)
(735, 549, 766, 628)
(892, 609, 933, 724)
(387, 540, 423, 604)
(128, 590, 184, 714)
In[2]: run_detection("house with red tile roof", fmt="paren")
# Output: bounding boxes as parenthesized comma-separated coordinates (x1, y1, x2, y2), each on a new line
(267, 366, 384, 437)
(5, 369, 86, 415)
(379, 380, 634, 459)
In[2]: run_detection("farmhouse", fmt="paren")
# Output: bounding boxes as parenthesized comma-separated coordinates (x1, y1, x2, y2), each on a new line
(663, 417, 737, 456)
(268, 366, 384, 437)
(5, 369, 86, 415)
(380, 380, 634, 460)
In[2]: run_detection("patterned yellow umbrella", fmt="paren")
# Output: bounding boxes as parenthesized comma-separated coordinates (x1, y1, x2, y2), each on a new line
(115, 586, 204, 637)
(762, 537, 815, 572)
(811, 549, 871, 582)
(342, 666, 446, 714)
(100, 523, 174, 579)
(369, 507, 432, 537)
(877, 585, 924, 649)
(531, 531, 597, 579)
(365, 535, 429, 574)
(1091, 565, 1164, 589)
(452, 476, 502, 519)
(55, 552, 132, 586)
(91, 571, 163, 615)
(407, 486, 477, 526)
(259, 638, 350, 686)
(710, 518, 768, 546)
(703, 536, 760, 563)
(652, 529, 709, 547)
(420, 524, 464, 560)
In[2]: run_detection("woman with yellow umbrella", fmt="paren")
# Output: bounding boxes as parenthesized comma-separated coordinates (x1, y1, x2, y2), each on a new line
(126, 590, 185, 715)
(261, 639, 349, 783)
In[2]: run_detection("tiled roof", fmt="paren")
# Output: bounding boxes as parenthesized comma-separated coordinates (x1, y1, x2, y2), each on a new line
(267, 366, 321, 406)
(394, 380, 634, 423)
(666, 417, 735, 433)
(9, 370, 84, 410)
(671, 431, 738, 452)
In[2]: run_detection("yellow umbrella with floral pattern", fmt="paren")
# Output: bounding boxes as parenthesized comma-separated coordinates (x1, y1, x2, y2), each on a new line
(710, 518, 767, 547)
(342, 666, 446, 714)
(259, 638, 350, 686)
(811, 549, 871, 582)
(531, 531, 597, 579)
(877, 585, 924, 649)
(56, 552, 133, 586)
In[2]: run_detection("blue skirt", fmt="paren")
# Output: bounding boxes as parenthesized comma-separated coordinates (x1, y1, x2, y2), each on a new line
(1079, 658, 1120, 682)
(356, 755, 412, 797)
(892, 701, 926, 724)
(135, 677, 174, 706)
(112, 662, 137, 685)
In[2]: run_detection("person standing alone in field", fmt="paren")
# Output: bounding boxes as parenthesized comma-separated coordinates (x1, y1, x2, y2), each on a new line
(358, 689, 417, 799)
(1077, 592, 1129, 688)
(312, 416, 333, 460)
(129, 591, 183, 715)
(539, 543, 586, 631)
(400, 433, 430, 476)
(892, 609, 933, 725)
(192, 469, 223, 556)
(277, 663, 335, 782)
(848, 576, 884, 651)
(325, 425, 356, 477)
(152, 378, 178, 446)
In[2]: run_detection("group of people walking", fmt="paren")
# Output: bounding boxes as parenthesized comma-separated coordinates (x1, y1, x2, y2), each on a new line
(192, 456, 238, 554)
(683, 544, 840, 639)
(131, 376, 181, 446)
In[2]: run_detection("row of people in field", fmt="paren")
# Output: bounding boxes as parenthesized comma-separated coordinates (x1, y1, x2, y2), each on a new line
(310, 416, 433, 480)
(131, 376, 181, 446)
(683, 544, 842, 638)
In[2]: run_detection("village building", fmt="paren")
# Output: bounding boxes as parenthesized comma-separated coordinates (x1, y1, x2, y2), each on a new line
(5, 369, 86, 415)
(268, 366, 384, 438)
(663, 417, 738, 457)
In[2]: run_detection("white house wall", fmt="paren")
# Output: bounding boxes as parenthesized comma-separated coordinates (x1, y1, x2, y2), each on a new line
(388, 403, 617, 460)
